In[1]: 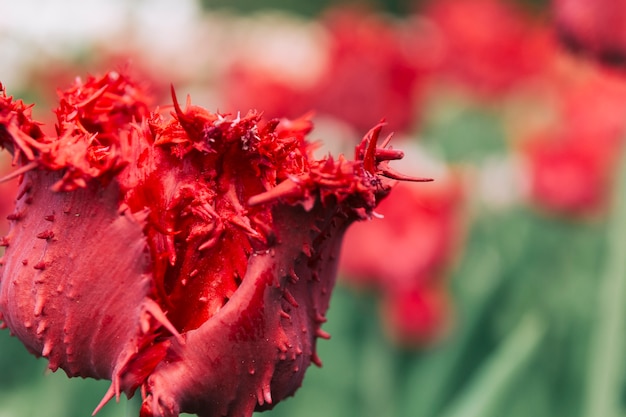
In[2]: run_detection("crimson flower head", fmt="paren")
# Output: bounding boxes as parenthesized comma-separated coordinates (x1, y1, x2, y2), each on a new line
(0, 72, 426, 417)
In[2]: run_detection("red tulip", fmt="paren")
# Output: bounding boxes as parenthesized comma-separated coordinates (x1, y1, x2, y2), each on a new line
(0, 72, 426, 417)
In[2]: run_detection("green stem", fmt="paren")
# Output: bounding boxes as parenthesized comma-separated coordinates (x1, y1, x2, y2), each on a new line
(582, 148, 626, 417)
(358, 314, 397, 417)
(438, 314, 545, 417)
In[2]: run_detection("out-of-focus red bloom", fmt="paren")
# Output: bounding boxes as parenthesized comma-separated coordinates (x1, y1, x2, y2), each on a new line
(339, 178, 464, 345)
(518, 69, 626, 216)
(341, 180, 463, 288)
(380, 282, 451, 346)
(220, 16, 328, 122)
(553, 0, 626, 70)
(222, 7, 425, 135)
(0, 72, 425, 417)
(423, 0, 555, 97)
(557, 68, 626, 146)
(311, 7, 424, 134)
(224, 63, 313, 121)
(522, 132, 612, 215)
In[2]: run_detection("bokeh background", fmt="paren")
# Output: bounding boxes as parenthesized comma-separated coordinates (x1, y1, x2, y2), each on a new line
(2, 1, 626, 417)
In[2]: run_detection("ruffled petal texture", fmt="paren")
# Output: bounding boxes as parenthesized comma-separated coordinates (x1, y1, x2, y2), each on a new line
(0, 72, 425, 417)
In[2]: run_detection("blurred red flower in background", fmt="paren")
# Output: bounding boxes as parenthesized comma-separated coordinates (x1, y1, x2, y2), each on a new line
(224, 63, 313, 122)
(381, 280, 451, 345)
(220, 15, 328, 122)
(553, 0, 626, 70)
(423, 0, 555, 98)
(311, 7, 425, 134)
(223, 7, 425, 135)
(521, 131, 617, 216)
(339, 178, 464, 345)
(0, 71, 425, 417)
(518, 69, 626, 216)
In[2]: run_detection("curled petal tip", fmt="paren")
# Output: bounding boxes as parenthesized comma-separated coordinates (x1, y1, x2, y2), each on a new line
(170, 84, 183, 117)
(247, 179, 302, 207)
(375, 148, 404, 161)
(380, 166, 433, 182)
(92, 385, 116, 416)
(362, 123, 385, 174)
(0, 161, 38, 184)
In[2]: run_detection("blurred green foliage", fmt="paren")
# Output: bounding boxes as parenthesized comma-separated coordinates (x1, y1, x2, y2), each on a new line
(199, 0, 415, 17)
(198, 0, 550, 16)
